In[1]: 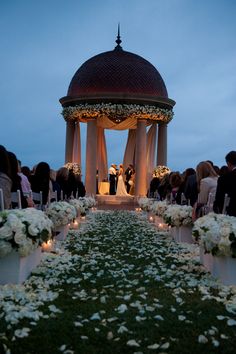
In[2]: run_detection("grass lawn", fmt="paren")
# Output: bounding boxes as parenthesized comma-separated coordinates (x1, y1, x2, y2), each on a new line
(1, 210, 236, 353)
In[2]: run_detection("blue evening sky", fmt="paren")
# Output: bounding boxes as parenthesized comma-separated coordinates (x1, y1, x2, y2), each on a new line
(0, 0, 235, 179)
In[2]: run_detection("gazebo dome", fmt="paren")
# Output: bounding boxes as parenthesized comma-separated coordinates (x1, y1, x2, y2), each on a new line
(60, 39, 175, 109)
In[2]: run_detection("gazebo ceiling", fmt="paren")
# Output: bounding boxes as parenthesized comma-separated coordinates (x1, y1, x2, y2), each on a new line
(60, 36, 175, 110)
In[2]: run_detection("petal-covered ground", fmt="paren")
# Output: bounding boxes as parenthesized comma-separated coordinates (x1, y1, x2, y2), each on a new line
(1, 210, 236, 354)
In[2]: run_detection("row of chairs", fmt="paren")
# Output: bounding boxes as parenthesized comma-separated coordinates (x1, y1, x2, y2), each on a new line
(0, 189, 58, 211)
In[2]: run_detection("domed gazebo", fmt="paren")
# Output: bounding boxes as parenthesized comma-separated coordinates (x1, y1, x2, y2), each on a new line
(59, 30, 175, 196)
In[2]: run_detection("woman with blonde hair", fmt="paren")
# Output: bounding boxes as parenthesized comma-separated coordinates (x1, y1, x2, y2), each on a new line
(194, 161, 218, 218)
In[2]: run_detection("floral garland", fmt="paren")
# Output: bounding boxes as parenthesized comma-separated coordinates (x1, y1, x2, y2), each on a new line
(152, 165, 171, 178)
(64, 162, 81, 176)
(0, 208, 53, 258)
(62, 103, 174, 124)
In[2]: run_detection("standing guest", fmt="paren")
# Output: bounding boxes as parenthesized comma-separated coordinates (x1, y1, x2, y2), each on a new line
(128, 170, 135, 196)
(67, 168, 85, 198)
(219, 165, 229, 176)
(169, 172, 183, 204)
(125, 164, 134, 193)
(31, 162, 50, 206)
(56, 167, 69, 199)
(213, 151, 236, 216)
(193, 161, 218, 218)
(0, 145, 12, 209)
(109, 164, 117, 195)
(183, 168, 198, 206)
(8, 151, 31, 208)
(50, 169, 61, 201)
(21, 166, 32, 182)
(18, 160, 31, 195)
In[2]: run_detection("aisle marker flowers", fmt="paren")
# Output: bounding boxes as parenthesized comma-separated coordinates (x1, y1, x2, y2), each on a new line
(45, 201, 76, 228)
(193, 213, 236, 257)
(0, 208, 53, 257)
(163, 204, 193, 227)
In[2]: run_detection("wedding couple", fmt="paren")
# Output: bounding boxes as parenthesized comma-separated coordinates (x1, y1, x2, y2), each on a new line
(109, 163, 132, 196)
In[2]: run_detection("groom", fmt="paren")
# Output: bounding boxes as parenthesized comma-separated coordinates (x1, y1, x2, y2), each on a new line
(109, 164, 117, 195)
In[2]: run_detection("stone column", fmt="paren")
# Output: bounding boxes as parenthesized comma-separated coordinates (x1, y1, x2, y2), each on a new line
(72, 122, 81, 165)
(157, 123, 167, 166)
(135, 119, 147, 196)
(65, 121, 75, 163)
(85, 118, 97, 195)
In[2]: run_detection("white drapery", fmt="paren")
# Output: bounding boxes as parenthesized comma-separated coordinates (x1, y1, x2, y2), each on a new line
(123, 129, 136, 170)
(97, 127, 108, 182)
(146, 124, 157, 188)
(72, 122, 81, 165)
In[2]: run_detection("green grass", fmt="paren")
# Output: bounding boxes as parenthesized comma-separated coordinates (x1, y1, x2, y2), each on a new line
(0, 210, 236, 354)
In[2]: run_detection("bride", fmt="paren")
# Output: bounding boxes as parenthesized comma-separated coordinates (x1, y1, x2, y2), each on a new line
(116, 164, 130, 196)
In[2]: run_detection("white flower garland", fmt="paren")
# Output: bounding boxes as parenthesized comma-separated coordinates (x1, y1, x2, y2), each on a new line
(62, 103, 174, 123)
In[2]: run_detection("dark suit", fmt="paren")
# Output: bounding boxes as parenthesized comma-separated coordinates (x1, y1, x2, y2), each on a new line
(125, 167, 133, 193)
(213, 169, 236, 216)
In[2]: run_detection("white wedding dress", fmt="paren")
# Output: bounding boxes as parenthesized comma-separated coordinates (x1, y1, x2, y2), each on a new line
(116, 174, 129, 196)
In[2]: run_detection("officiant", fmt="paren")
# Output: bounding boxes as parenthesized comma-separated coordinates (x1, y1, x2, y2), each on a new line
(109, 164, 117, 195)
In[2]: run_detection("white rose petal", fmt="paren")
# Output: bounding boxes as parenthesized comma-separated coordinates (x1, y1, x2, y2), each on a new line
(127, 339, 140, 347)
(147, 343, 159, 349)
(198, 335, 208, 343)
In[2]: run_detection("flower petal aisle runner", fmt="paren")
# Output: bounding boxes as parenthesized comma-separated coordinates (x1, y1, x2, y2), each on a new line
(1, 211, 236, 353)
(163, 204, 194, 243)
(193, 213, 236, 285)
(0, 208, 53, 284)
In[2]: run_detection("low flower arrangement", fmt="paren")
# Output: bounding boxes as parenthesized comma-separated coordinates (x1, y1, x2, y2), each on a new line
(163, 204, 193, 227)
(69, 199, 86, 216)
(150, 200, 169, 217)
(193, 213, 236, 257)
(79, 196, 97, 209)
(138, 197, 153, 212)
(45, 201, 77, 228)
(0, 208, 53, 258)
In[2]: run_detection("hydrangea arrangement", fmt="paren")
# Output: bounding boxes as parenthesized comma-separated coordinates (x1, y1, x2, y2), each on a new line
(138, 197, 153, 212)
(193, 213, 236, 257)
(0, 208, 53, 258)
(69, 199, 86, 216)
(163, 204, 193, 227)
(69, 197, 97, 216)
(45, 201, 77, 228)
(152, 165, 171, 178)
(150, 200, 169, 217)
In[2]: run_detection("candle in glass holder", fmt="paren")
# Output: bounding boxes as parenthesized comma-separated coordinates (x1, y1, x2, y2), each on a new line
(71, 219, 79, 230)
(149, 216, 154, 222)
(42, 240, 53, 252)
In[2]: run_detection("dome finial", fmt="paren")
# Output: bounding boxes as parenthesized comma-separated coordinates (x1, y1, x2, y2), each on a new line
(115, 23, 122, 50)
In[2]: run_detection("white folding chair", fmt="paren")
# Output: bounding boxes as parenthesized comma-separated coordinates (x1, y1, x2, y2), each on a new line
(30, 190, 43, 210)
(11, 190, 22, 209)
(0, 188, 4, 211)
(205, 192, 215, 214)
(48, 190, 58, 205)
(222, 193, 230, 215)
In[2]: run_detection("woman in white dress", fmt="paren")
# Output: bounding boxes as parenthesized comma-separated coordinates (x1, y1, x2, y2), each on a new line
(116, 164, 130, 196)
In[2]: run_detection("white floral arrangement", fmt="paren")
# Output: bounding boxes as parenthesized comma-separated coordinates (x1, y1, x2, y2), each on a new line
(45, 201, 77, 228)
(62, 103, 174, 124)
(138, 197, 153, 212)
(0, 208, 53, 258)
(193, 213, 236, 257)
(163, 204, 193, 227)
(69, 197, 97, 216)
(69, 199, 86, 216)
(64, 162, 81, 176)
(150, 200, 169, 216)
(152, 165, 171, 178)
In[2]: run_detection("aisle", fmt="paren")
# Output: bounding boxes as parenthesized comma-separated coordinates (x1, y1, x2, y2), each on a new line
(1, 211, 236, 354)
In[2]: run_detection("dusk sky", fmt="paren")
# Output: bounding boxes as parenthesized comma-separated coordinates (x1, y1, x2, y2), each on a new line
(0, 0, 235, 180)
